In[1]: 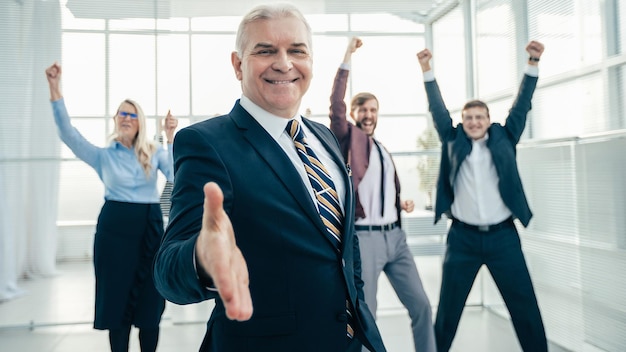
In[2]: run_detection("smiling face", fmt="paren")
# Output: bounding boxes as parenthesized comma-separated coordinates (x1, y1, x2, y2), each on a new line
(115, 101, 139, 143)
(231, 16, 312, 118)
(461, 106, 490, 140)
(350, 95, 379, 136)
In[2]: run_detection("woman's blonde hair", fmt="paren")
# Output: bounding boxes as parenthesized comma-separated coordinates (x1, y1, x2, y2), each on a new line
(109, 99, 157, 178)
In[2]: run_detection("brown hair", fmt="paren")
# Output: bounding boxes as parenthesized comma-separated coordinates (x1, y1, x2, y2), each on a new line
(462, 100, 490, 118)
(350, 92, 379, 112)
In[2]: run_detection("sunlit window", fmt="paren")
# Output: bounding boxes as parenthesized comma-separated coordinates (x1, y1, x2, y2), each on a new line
(57, 3, 431, 219)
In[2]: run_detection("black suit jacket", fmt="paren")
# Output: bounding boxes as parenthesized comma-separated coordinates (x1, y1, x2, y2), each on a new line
(153, 101, 386, 352)
(425, 75, 538, 227)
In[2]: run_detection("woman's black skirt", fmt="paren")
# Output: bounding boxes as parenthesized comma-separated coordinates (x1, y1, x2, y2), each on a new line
(93, 200, 165, 330)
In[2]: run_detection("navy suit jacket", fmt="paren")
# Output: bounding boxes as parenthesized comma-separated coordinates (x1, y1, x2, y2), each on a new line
(154, 101, 386, 352)
(425, 75, 538, 227)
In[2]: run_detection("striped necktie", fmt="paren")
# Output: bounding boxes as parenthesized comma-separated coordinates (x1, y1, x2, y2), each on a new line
(286, 119, 344, 247)
(286, 119, 354, 339)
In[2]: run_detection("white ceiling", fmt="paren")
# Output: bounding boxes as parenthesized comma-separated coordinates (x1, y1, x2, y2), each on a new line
(65, 0, 457, 24)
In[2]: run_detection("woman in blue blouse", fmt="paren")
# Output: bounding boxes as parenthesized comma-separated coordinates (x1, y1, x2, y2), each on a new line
(45, 62, 177, 352)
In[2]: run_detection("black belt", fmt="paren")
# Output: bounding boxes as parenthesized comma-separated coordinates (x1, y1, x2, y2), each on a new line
(354, 222, 399, 232)
(452, 217, 514, 232)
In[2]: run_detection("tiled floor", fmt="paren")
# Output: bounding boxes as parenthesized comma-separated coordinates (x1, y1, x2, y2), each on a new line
(0, 258, 526, 352)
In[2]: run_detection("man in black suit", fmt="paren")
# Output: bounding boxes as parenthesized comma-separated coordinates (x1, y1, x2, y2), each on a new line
(153, 3, 386, 352)
(417, 41, 548, 352)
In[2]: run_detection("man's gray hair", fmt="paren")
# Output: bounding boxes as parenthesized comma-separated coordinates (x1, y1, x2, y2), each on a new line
(235, 3, 313, 58)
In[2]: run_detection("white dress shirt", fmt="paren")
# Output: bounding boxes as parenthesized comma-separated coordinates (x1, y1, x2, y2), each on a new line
(355, 137, 398, 226)
(240, 95, 346, 212)
(450, 134, 511, 226)
(422, 65, 539, 226)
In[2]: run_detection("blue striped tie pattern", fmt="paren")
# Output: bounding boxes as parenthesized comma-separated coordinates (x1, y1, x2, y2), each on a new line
(286, 119, 344, 247)
(286, 120, 354, 339)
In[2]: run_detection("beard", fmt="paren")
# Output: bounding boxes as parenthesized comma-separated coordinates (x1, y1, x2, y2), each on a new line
(355, 121, 376, 135)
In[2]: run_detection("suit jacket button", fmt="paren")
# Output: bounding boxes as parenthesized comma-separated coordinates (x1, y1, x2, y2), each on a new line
(342, 259, 346, 267)
(336, 313, 348, 322)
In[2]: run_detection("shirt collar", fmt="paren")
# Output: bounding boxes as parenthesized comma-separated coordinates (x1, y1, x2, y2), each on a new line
(111, 140, 134, 151)
(472, 132, 490, 146)
(239, 95, 301, 141)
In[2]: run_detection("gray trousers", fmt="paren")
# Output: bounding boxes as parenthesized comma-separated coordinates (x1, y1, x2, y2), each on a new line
(358, 227, 436, 352)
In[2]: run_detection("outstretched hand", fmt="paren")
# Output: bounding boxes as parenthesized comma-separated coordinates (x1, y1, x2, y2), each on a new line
(416, 48, 432, 73)
(195, 182, 253, 321)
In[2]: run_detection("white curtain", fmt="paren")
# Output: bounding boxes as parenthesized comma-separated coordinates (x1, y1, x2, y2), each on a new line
(0, 0, 61, 301)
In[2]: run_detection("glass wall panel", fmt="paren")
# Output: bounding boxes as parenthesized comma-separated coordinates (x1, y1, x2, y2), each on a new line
(61, 33, 106, 116)
(618, 65, 626, 128)
(530, 73, 604, 139)
(157, 34, 190, 115)
(528, 0, 603, 78)
(109, 18, 156, 31)
(57, 160, 104, 222)
(60, 0, 105, 30)
(190, 16, 241, 32)
(108, 34, 156, 115)
(432, 6, 467, 110)
(349, 13, 424, 33)
(301, 35, 347, 118)
(156, 17, 189, 31)
(620, 0, 626, 54)
(190, 34, 240, 116)
(475, 0, 516, 96)
(306, 14, 349, 32)
(349, 36, 425, 115)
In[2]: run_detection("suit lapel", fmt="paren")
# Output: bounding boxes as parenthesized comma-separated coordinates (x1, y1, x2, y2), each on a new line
(449, 127, 472, 184)
(229, 104, 335, 243)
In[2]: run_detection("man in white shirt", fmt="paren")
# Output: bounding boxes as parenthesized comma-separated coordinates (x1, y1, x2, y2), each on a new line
(417, 41, 548, 352)
(330, 37, 435, 352)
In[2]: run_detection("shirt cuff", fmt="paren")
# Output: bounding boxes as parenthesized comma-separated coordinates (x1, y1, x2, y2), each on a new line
(525, 64, 539, 77)
(193, 246, 218, 292)
(339, 62, 350, 71)
(423, 70, 435, 82)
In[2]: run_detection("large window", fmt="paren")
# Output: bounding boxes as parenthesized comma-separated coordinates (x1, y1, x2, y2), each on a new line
(57, 0, 430, 223)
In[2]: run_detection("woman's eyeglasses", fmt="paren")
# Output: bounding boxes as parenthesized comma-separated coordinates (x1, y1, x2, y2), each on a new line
(118, 111, 138, 119)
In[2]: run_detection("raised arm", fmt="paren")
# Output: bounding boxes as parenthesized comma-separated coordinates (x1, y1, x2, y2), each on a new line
(157, 110, 178, 182)
(162, 110, 178, 145)
(45, 62, 100, 169)
(342, 36, 362, 66)
(329, 37, 362, 139)
(417, 48, 432, 73)
(505, 40, 545, 143)
(45, 62, 63, 101)
(526, 40, 544, 67)
(417, 49, 454, 141)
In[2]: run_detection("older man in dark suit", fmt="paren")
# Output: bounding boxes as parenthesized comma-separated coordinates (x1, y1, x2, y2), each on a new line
(417, 41, 548, 352)
(153, 3, 386, 352)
